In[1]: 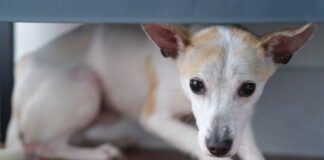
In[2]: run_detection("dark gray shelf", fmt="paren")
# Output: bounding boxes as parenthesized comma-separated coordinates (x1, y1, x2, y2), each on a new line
(0, 0, 323, 23)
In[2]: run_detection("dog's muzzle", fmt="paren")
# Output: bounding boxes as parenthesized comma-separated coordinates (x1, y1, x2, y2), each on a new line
(206, 127, 233, 157)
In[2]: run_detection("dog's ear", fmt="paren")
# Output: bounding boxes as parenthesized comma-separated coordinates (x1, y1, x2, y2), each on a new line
(142, 24, 190, 59)
(261, 23, 316, 64)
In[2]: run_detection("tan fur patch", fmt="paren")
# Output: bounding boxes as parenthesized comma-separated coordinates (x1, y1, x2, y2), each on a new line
(229, 26, 259, 45)
(140, 56, 158, 119)
(247, 61, 271, 82)
(178, 27, 222, 77)
(179, 45, 224, 77)
(191, 27, 219, 45)
(180, 26, 270, 81)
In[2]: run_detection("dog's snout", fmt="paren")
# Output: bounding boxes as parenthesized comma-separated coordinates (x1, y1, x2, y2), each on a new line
(206, 127, 233, 157)
(206, 138, 233, 157)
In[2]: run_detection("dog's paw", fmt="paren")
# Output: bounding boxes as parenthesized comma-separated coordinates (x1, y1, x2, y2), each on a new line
(95, 144, 123, 160)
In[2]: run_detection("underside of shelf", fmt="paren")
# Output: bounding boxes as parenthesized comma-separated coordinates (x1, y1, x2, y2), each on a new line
(0, 0, 323, 23)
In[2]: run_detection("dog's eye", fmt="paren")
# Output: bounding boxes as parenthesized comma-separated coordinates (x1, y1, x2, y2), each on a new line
(238, 82, 256, 97)
(190, 78, 205, 95)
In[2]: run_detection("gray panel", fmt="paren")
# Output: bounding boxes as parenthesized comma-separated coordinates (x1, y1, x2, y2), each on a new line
(0, 0, 323, 23)
(254, 68, 324, 156)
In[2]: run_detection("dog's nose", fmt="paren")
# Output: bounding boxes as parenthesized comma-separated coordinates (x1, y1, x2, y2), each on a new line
(206, 127, 233, 157)
(206, 138, 233, 156)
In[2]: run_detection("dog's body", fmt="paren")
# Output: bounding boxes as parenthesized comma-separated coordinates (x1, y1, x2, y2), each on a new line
(0, 24, 315, 160)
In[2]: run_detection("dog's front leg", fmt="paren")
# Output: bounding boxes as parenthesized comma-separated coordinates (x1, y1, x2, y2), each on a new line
(0, 118, 25, 160)
(141, 112, 231, 160)
(238, 124, 265, 160)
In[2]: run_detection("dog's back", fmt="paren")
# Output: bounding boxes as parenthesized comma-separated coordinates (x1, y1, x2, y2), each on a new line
(14, 24, 182, 119)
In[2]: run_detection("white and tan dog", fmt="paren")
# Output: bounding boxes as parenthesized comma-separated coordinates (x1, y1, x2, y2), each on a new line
(0, 23, 315, 160)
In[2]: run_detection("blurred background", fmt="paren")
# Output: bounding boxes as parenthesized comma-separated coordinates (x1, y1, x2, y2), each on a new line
(12, 23, 324, 159)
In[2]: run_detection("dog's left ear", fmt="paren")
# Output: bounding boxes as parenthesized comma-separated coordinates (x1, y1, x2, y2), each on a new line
(261, 23, 316, 64)
(142, 24, 190, 59)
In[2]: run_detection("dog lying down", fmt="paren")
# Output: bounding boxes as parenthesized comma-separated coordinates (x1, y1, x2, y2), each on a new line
(0, 24, 315, 160)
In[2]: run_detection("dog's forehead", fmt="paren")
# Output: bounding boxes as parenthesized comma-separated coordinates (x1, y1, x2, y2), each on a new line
(190, 25, 258, 46)
(180, 26, 268, 80)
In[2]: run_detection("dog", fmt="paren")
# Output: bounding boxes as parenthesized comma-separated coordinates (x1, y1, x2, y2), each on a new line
(0, 23, 315, 160)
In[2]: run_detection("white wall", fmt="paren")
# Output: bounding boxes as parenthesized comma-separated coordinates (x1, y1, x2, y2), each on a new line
(14, 23, 81, 61)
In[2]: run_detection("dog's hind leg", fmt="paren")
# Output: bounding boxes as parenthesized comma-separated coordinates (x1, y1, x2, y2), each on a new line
(19, 68, 120, 160)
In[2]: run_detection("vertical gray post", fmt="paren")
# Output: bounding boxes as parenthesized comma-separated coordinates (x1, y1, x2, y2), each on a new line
(0, 23, 13, 143)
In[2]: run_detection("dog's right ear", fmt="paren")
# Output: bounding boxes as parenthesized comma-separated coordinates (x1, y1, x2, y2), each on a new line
(142, 24, 190, 59)
(261, 23, 316, 64)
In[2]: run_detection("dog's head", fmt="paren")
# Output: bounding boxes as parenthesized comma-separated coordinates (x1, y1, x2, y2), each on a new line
(143, 24, 315, 157)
